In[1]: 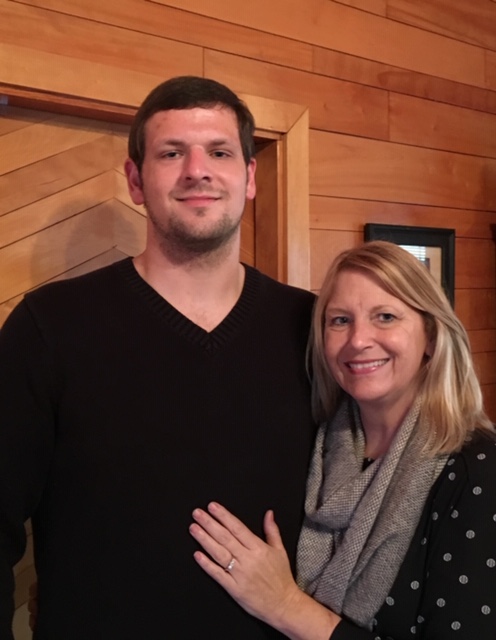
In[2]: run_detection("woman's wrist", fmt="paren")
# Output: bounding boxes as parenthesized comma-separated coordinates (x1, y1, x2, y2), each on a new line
(271, 587, 341, 640)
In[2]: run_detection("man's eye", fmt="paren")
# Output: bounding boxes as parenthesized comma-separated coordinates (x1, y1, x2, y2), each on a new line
(211, 151, 229, 158)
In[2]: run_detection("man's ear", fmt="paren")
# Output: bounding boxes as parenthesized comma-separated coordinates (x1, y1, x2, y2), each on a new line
(124, 158, 145, 205)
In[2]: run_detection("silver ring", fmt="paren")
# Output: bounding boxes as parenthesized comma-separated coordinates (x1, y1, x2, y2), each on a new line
(225, 557, 236, 572)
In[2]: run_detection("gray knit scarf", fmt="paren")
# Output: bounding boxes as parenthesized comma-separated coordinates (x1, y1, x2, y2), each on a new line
(296, 398, 448, 630)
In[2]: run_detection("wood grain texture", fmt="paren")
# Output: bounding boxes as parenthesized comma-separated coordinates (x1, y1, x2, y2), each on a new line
(1, 0, 203, 77)
(152, 0, 486, 86)
(468, 329, 496, 353)
(205, 49, 389, 140)
(0, 136, 116, 217)
(285, 110, 311, 289)
(456, 238, 496, 290)
(253, 141, 282, 279)
(0, 109, 135, 312)
(473, 350, 496, 385)
(310, 228, 362, 290)
(487, 50, 496, 91)
(313, 46, 496, 114)
(0, 116, 107, 175)
(456, 288, 496, 330)
(333, 0, 387, 15)
(0, 205, 114, 303)
(0, 173, 114, 249)
(0, 104, 53, 135)
(388, 0, 496, 50)
(310, 196, 495, 239)
(481, 383, 496, 421)
(11, 0, 314, 72)
(0, 41, 176, 109)
(310, 130, 495, 211)
(389, 93, 496, 158)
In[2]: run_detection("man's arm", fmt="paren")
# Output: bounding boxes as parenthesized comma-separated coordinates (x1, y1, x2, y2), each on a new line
(0, 301, 55, 636)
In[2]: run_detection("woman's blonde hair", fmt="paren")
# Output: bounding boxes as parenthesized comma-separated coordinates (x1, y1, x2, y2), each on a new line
(311, 240, 494, 455)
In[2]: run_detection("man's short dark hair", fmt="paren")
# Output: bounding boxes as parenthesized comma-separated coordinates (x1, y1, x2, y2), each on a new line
(128, 76, 256, 172)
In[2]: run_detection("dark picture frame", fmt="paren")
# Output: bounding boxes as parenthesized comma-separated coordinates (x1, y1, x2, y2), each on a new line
(364, 223, 455, 305)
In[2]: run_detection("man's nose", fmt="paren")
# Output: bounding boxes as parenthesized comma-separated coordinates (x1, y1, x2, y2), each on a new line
(181, 147, 212, 182)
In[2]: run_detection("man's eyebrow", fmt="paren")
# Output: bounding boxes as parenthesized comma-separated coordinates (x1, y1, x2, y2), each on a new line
(154, 138, 234, 147)
(155, 138, 185, 147)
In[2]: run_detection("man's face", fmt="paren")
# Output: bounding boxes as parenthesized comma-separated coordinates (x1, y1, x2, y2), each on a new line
(125, 106, 256, 257)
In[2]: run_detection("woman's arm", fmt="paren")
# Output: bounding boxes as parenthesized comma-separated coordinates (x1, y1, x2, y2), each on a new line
(190, 502, 341, 640)
(412, 442, 496, 639)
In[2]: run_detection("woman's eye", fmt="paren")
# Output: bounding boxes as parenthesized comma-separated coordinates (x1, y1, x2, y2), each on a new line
(378, 313, 396, 322)
(328, 316, 349, 326)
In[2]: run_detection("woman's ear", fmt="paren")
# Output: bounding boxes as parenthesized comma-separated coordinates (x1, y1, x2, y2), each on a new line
(425, 337, 435, 360)
(423, 316, 436, 360)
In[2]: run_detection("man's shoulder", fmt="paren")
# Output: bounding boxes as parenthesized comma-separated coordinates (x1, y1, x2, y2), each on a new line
(26, 258, 130, 306)
(245, 265, 316, 307)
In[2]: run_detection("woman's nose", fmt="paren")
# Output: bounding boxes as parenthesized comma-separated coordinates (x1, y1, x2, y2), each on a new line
(348, 319, 374, 349)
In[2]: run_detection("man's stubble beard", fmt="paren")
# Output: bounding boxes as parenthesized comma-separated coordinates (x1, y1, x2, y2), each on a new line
(145, 200, 243, 262)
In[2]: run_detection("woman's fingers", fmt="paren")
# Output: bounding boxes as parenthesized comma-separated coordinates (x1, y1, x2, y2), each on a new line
(206, 502, 260, 549)
(189, 515, 235, 571)
(263, 509, 284, 550)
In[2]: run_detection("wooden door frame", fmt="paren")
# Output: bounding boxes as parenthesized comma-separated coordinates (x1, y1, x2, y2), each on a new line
(0, 83, 310, 288)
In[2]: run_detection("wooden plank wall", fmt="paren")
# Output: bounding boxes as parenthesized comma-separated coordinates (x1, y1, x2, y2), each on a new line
(0, 107, 147, 326)
(0, 2, 495, 401)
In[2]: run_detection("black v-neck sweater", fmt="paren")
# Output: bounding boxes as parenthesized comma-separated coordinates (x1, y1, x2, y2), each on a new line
(0, 259, 316, 639)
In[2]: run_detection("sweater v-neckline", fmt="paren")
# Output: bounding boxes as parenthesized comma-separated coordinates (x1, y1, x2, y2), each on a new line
(117, 258, 260, 352)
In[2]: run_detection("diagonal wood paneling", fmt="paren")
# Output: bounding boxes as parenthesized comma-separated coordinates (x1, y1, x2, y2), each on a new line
(0, 107, 144, 325)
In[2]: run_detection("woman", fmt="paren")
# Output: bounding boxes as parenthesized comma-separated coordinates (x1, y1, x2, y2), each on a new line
(190, 241, 496, 639)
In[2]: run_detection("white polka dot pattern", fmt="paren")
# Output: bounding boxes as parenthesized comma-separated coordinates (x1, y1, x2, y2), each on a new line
(370, 439, 496, 640)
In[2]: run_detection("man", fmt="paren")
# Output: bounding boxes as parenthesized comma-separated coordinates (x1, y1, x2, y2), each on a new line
(0, 77, 316, 638)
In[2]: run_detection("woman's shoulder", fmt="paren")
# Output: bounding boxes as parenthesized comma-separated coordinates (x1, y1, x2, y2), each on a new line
(457, 430, 496, 470)
(444, 430, 496, 501)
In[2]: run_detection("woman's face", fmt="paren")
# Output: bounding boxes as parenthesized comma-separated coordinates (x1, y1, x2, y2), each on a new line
(323, 269, 431, 424)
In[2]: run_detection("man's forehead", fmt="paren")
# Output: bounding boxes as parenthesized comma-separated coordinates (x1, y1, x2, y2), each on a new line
(143, 107, 241, 149)
(147, 106, 237, 129)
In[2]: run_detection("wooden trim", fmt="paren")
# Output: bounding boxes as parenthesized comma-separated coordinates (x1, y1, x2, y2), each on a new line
(0, 84, 310, 288)
(0, 85, 135, 124)
(285, 109, 310, 289)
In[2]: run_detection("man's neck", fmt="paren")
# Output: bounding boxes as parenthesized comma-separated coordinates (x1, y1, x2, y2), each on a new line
(133, 247, 246, 332)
